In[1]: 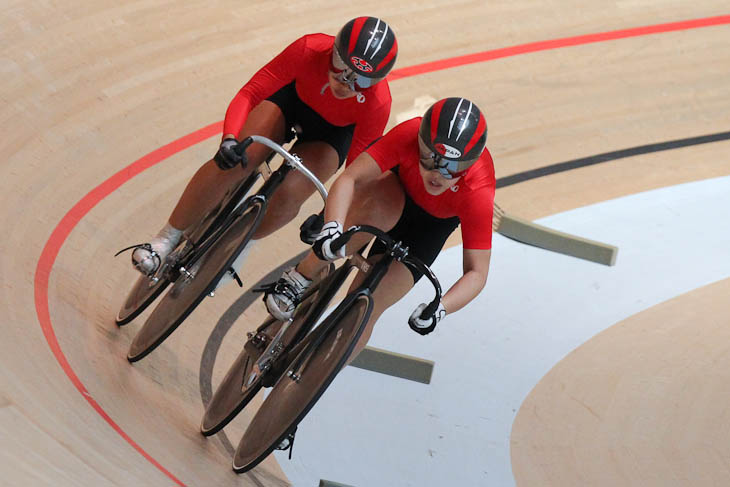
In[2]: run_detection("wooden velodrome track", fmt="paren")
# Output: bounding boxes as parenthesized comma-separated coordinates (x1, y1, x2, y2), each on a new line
(2, 1, 729, 485)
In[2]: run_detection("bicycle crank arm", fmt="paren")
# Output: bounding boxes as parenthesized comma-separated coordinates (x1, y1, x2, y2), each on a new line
(243, 318, 294, 392)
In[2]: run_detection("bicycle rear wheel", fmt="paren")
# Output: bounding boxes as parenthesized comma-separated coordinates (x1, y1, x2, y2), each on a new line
(232, 294, 372, 473)
(127, 201, 265, 362)
(115, 273, 170, 326)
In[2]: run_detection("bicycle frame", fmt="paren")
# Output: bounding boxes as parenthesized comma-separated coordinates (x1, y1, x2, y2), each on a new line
(285, 253, 393, 381)
(246, 258, 355, 388)
(282, 224, 442, 381)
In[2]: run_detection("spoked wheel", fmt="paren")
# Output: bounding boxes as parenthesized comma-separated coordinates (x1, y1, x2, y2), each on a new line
(115, 273, 170, 326)
(127, 201, 265, 362)
(201, 276, 326, 436)
(232, 294, 372, 474)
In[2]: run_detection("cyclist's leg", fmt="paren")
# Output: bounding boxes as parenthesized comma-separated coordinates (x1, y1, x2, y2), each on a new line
(169, 100, 286, 232)
(251, 140, 340, 239)
(253, 86, 353, 239)
(130, 100, 286, 274)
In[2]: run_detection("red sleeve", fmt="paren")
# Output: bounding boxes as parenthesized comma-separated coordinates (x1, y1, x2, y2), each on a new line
(222, 36, 308, 138)
(459, 188, 495, 250)
(344, 94, 391, 165)
(364, 118, 419, 171)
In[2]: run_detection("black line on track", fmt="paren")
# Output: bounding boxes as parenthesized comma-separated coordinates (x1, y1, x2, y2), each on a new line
(496, 130, 730, 188)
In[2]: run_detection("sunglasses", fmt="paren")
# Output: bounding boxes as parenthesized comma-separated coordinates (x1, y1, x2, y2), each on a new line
(329, 48, 384, 90)
(418, 156, 468, 180)
(417, 136, 474, 179)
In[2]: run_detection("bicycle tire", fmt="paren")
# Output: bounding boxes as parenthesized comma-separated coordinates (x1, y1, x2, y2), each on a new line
(115, 273, 170, 326)
(232, 293, 373, 473)
(127, 200, 265, 362)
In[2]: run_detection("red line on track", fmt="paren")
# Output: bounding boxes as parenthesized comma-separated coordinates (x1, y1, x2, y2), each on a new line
(33, 121, 221, 487)
(32, 14, 730, 485)
(388, 15, 730, 80)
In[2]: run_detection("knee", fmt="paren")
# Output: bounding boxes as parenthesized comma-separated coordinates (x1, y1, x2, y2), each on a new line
(268, 185, 306, 218)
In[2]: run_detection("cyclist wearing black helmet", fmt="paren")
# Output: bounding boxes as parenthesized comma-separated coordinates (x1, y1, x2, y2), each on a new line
(130, 17, 397, 283)
(266, 97, 495, 346)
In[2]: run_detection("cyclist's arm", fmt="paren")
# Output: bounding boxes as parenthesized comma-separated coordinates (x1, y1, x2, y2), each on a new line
(440, 248, 491, 314)
(222, 36, 308, 139)
(324, 152, 382, 224)
(344, 102, 390, 166)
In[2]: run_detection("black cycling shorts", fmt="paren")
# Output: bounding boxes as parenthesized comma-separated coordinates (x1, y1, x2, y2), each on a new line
(368, 168, 460, 283)
(266, 82, 354, 167)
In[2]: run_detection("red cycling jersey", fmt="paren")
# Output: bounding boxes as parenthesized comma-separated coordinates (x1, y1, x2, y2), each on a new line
(223, 34, 392, 165)
(366, 118, 496, 250)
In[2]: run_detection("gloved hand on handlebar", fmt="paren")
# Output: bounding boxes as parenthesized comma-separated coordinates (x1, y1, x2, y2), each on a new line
(214, 138, 247, 170)
(312, 221, 346, 261)
(408, 302, 446, 336)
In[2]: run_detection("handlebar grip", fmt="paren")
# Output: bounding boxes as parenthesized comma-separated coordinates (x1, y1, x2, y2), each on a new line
(419, 301, 439, 320)
(234, 137, 254, 157)
(329, 231, 352, 253)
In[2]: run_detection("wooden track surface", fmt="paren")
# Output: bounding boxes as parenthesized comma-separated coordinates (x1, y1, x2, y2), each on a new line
(2, 1, 728, 485)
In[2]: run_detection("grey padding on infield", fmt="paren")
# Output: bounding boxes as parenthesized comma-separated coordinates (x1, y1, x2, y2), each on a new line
(319, 480, 355, 487)
(496, 212, 618, 266)
(348, 346, 434, 384)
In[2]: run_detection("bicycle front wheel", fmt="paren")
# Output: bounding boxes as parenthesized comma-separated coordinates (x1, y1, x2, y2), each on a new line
(200, 316, 276, 436)
(232, 294, 372, 473)
(127, 201, 265, 362)
(201, 267, 332, 436)
(115, 273, 170, 326)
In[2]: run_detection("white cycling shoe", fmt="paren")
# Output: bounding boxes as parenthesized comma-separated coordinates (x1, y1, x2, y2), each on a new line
(131, 237, 177, 275)
(264, 267, 312, 321)
(131, 223, 183, 276)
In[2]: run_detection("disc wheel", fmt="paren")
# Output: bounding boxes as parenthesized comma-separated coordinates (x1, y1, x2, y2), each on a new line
(127, 201, 265, 362)
(232, 294, 372, 473)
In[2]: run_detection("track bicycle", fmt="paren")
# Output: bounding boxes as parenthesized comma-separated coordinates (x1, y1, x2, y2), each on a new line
(199, 225, 443, 474)
(115, 134, 329, 362)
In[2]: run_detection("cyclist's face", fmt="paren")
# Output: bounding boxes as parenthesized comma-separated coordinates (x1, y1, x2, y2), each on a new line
(418, 160, 461, 195)
(327, 71, 358, 99)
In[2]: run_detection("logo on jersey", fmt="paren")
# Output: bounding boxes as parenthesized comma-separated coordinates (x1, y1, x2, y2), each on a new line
(350, 56, 373, 73)
(434, 143, 462, 159)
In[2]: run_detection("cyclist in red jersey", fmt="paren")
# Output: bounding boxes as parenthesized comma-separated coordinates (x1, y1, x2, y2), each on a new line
(266, 97, 494, 347)
(130, 17, 398, 282)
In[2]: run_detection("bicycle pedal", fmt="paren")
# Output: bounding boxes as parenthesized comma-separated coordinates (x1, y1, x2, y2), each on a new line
(231, 269, 243, 288)
(276, 427, 297, 460)
(252, 282, 275, 294)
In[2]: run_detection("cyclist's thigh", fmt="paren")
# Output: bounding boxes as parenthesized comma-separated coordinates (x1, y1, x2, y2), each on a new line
(267, 140, 340, 204)
(346, 170, 404, 227)
(342, 171, 405, 252)
(369, 189, 460, 284)
(235, 100, 287, 170)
